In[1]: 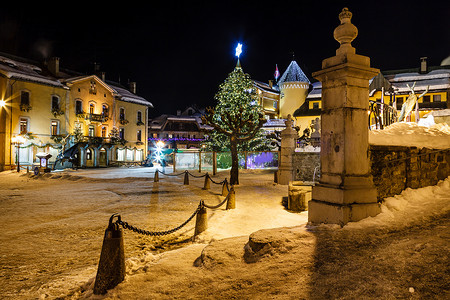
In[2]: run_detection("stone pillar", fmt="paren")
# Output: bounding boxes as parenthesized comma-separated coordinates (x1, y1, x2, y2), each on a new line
(277, 115, 297, 185)
(309, 8, 381, 225)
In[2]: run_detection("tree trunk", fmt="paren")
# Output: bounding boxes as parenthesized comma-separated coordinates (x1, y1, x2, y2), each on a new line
(229, 135, 239, 185)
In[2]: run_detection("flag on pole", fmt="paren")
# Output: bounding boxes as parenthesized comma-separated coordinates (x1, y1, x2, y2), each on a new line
(274, 64, 280, 80)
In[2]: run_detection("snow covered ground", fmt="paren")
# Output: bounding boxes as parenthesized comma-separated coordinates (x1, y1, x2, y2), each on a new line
(0, 121, 448, 299)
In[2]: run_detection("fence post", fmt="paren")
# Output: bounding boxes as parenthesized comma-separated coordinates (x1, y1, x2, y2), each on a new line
(173, 152, 176, 173)
(195, 201, 207, 235)
(222, 178, 228, 196)
(199, 151, 202, 173)
(213, 151, 217, 175)
(226, 185, 235, 210)
(93, 214, 125, 295)
(203, 173, 210, 190)
(184, 170, 189, 185)
(154, 169, 159, 182)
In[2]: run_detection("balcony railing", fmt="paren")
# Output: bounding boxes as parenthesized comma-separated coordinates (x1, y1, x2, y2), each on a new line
(369, 100, 397, 130)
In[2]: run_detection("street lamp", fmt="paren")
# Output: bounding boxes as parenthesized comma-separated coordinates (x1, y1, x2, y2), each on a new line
(11, 135, 25, 172)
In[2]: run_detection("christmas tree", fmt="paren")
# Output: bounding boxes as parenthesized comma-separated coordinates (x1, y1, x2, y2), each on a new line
(202, 57, 266, 185)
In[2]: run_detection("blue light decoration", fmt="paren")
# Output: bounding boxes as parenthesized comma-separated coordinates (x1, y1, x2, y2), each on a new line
(151, 140, 166, 164)
(235, 43, 243, 58)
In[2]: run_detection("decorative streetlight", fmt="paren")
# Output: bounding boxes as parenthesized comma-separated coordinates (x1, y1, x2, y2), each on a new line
(11, 135, 25, 172)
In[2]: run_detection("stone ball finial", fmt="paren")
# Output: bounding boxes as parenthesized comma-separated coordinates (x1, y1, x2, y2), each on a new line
(333, 7, 358, 50)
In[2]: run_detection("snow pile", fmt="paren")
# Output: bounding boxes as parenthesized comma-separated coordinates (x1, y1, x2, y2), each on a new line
(369, 121, 450, 148)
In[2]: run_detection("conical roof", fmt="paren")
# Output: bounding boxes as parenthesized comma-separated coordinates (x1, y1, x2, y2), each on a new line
(278, 60, 310, 84)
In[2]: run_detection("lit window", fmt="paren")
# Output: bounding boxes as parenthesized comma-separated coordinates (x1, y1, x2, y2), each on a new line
(88, 125, 95, 137)
(51, 121, 59, 136)
(19, 118, 28, 134)
(433, 95, 441, 102)
(101, 126, 107, 138)
(89, 103, 95, 114)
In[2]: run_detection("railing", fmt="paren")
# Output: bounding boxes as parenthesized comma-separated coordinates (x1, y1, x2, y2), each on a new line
(369, 100, 397, 130)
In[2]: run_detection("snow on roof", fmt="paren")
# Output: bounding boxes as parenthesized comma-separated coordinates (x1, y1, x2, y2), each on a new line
(0, 55, 64, 88)
(306, 81, 322, 99)
(112, 85, 153, 107)
(386, 69, 450, 93)
(278, 60, 310, 85)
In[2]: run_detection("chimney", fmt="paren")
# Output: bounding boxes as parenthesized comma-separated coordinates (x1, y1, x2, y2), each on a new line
(177, 110, 181, 116)
(268, 80, 273, 89)
(101, 72, 106, 82)
(129, 82, 136, 94)
(420, 57, 428, 74)
(48, 57, 60, 76)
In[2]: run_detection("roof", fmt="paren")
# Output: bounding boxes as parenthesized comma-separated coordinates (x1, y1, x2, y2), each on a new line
(384, 69, 450, 94)
(0, 52, 153, 107)
(253, 80, 280, 93)
(278, 60, 310, 85)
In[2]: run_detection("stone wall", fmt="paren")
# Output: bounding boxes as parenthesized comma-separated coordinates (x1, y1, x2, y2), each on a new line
(369, 145, 450, 201)
(292, 152, 320, 182)
(291, 146, 450, 201)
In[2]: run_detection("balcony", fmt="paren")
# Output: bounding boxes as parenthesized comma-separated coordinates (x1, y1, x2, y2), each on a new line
(79, 113, 109, 123)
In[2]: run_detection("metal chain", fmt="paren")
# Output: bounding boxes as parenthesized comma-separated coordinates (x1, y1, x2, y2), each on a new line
(186, 171, 207, 178)
(209, 176, 226, 185)
(158, 170, 186, 177)
(203, 193, 230, 209)
(116, 203, 202, 236)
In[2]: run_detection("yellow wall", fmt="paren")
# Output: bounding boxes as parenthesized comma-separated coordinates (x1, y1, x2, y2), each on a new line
(279, 82, 309, 119)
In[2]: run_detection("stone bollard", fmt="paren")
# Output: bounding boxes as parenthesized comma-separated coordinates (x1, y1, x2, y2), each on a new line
(194, 201, 207, 235)
(154, 170, 159, 182)
(184, 171, 189, 185)
(222, 179, 228, 196)
(226, 185, 236, 210)
(93, 214, 125, 295)
(203, 173, 210, 190)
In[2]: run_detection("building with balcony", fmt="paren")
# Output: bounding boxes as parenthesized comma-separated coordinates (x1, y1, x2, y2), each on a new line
(0, 53, 153, 171)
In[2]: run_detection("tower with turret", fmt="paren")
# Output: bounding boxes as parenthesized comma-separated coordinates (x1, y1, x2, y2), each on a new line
(277, 60, 310, 119)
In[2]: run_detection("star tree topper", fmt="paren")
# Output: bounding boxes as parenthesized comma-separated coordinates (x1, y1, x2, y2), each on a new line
(235, 43, 242, 58)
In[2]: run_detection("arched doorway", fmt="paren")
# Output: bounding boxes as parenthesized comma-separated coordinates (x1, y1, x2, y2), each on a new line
(86, 148, 94, 167)
(99, 147, 107, 167)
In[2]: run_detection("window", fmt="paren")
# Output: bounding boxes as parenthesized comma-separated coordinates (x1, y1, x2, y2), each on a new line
(21, 91, 30, 106)
(102, 104, 109, 117)
(119, 108, 125, 120)
(137, 130, 142, 142)
(75, 100, 83, 114)
(89, 103, 95, 114)
(117, 149, 125, 161)
(137, 111, 142, 123)
(19, 118, 28, 134)
(313, 102, 319, 109)
(119, 128, 124, 140)
(51, 96, 59, 111)
(86, 148, 92, 160)
(88, 125, 95, 137)
(51, 120, 59, 136)
(433, 95, 441, 102)
(422, 95, 430, 103)
(101, 126, 107, 138)
(396, 97, 403, 106)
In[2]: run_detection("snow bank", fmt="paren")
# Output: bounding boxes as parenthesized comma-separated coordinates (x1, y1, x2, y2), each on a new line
(369, 121, 450, 149)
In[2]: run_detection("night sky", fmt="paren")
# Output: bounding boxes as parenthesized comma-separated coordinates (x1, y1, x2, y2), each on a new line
(1, 1, 449, 117)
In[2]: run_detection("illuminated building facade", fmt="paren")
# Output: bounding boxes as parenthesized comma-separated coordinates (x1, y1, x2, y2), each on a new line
(295, 58, 450, 131)
(0, 53, 153, 171)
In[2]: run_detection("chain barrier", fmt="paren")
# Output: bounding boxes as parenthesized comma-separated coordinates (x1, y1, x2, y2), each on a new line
(203, 192, 230, 209)
(157, 169, 186, 177)
(186, 170, 208, 178)
(116, 202, 202, 236)
(115, 170, 232, 237)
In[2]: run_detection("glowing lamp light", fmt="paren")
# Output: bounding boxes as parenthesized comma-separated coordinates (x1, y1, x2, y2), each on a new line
(156, 140, 165, 148)
(235, 43, 243, 58)
(0, 99, 6, 107)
